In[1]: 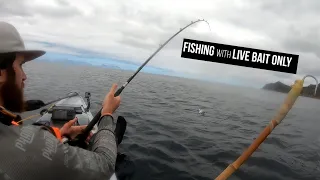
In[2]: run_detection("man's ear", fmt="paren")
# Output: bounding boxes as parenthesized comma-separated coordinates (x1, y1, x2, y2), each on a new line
(0, 69, 7, 83)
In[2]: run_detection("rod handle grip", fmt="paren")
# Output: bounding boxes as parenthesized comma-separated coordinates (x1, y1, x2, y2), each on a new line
(114, 86, 124, 97)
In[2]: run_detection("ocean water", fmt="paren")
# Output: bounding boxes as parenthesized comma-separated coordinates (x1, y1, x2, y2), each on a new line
(21, 60, 320, 180)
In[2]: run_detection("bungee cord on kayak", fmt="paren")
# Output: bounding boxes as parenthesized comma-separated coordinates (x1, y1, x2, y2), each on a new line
(215, 75, 318, 180)
(16, 103, 55, 124)
(14, 92, 80, 124)
(42, 92, 78, 106)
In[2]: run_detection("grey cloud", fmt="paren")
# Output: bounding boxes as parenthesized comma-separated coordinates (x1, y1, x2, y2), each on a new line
(259, 0, 320, 17)
(210, 0, 320, 59)
(0, 0, 32, 17)
(0, 0, 82, 19)
(118, 36, 158, 50)
(117, 1, 192, 30)
(188, 0, 320, 83)
(2, 0, 320, 87)
(56, 0, 70, 6)
(33, 6, 82, 18)
(113, 17, 206, 51)
(281, 28, 320, 58)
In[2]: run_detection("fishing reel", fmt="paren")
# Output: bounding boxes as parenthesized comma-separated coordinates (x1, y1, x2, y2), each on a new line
(63, 133, 91, 149)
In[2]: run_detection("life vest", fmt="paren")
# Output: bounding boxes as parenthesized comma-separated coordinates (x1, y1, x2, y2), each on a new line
(0, 106, 62, 141)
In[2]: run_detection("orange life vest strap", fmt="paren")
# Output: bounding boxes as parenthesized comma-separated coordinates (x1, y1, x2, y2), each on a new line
(34, 124, 63, 142)
(11, 121, 19, 126)
(51, 127, 62, 141)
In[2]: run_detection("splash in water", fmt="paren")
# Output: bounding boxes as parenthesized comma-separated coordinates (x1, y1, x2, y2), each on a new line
(198, 109, 205, 115)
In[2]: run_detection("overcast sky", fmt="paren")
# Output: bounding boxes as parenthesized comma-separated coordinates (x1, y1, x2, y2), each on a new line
(1, 0, 320, 87)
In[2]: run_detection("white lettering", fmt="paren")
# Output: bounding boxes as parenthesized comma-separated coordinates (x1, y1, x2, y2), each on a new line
(185, 42, 215, 56)
(190, 43, 195, 53)
(271, 55, 292, 67)
(286, 57, 292, 67)
(183, 42, 189, 52)
(226, 50, 232, 58)
(232, 49, 250, 61)
(232, 49, 237, 59)
(265, 54, 271, 64)
(209, 46, 215, 56)
(252, 52, 257, 62)
(272, 55, 278, 65)
(42, 131, 58, 161)
(244, 51, 250, 61)
(217, 49, 225, 57)
(15, 126, 35, 152)
(195, 44, 201, 54)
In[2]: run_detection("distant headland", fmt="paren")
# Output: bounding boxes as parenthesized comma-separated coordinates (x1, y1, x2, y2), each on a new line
(262, 81, 320, 99)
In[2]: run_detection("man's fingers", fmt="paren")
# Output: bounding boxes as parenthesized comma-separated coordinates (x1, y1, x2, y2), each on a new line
(69, 117, 78, 123)
(72, 125, 87, 133)
(66, 117, 78, 127)
(110, 84, 118, 94)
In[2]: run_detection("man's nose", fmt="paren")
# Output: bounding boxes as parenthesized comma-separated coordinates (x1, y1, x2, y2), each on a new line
(22, 70, 27, 81)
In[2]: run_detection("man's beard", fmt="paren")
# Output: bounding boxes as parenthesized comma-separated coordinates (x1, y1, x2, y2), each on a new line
(1, 77, 24, 113)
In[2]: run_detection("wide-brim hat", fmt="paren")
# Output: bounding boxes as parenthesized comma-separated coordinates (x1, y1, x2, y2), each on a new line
(0, 21, 46, 63)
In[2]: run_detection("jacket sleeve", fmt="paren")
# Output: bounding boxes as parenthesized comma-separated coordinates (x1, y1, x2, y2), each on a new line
(7, 115, 118, 180)
(62, 115, 118, 178)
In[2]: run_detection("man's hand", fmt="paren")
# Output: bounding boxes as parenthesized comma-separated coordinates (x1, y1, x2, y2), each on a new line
(101, 84, 121, 116)
(60, 117, 87, 139)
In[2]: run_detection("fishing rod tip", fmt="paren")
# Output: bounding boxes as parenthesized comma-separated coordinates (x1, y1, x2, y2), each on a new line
(302, 75, 319, 96)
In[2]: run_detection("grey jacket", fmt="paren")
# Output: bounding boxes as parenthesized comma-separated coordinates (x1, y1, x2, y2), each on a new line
(0, 115, 117, 180)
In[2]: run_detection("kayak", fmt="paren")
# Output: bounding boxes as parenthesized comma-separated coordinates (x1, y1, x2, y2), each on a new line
(34, 91, 124, 180)
(35, 92, 98, 132)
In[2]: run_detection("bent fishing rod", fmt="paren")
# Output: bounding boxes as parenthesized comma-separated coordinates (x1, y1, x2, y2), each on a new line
(215, 75, 318, 180)
(67, 19, 211, 147)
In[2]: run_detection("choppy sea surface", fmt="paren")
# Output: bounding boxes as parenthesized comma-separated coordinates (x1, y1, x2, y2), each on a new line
(21, 60, 320, 180)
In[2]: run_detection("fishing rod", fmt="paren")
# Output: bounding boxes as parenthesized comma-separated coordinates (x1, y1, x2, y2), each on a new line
(215, 75, 319, 180)
(67, 19, 212, 147)
(114, 19, 211, 97)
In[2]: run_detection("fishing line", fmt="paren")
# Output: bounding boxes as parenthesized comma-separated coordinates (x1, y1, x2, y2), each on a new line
(114, 19, 211, 97)
(71, 19, 213, 146)
(17, 103, 56, 124)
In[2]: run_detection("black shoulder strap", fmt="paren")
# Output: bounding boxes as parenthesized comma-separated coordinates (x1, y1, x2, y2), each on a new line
(32, 122, 55, 136)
